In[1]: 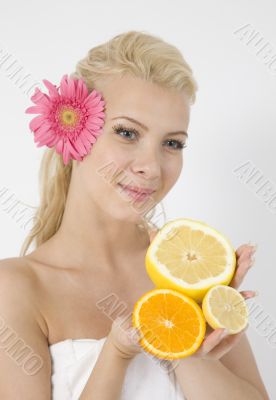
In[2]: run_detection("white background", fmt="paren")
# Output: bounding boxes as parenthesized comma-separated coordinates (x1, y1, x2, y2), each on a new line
(0, 0, 275, 397)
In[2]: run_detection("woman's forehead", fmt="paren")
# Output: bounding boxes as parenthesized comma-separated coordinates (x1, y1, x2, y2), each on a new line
(99, 76, 190, 128)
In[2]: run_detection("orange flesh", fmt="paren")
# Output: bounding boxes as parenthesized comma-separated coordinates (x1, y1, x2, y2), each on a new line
(136, 291, 205, 355)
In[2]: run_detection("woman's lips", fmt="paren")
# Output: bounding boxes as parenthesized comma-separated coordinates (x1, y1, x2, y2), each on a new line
(117, 183, 154, 201)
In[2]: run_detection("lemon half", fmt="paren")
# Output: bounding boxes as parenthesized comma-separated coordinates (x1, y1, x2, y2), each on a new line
(145, 218, 236, 302)
(202, 285, 249, 334)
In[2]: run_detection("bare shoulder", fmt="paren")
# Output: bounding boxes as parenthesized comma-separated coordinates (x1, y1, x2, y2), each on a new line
(0, 256, 37, 284)
(0, 257, 42, 307)
(0, 256, 49, 333)
(0, 255, 49, 341)
(0, 257, 51, 398)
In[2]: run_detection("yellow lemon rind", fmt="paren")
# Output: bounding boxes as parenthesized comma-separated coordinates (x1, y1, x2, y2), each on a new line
(202, 285, 249, 334)
(145, 218, 236, 303)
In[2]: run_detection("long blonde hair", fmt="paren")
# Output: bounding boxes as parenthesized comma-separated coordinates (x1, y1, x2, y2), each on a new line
(20, 30, 198, 256)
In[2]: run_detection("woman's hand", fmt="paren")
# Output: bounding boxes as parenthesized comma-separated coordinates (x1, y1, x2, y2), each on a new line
(229, 242, 257, 289)
(191, 242, 258, 361)
(148, 228, 258, 361)
(192, 289, 257, 361)
(107, 314, 142, 360)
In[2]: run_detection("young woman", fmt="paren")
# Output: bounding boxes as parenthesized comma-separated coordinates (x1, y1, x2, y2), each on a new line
(0, 31, 269, 399)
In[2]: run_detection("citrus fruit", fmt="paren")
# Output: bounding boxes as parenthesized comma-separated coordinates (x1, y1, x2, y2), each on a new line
(132, 288, 206, 360)
(145, 218, 236, 302)
(202, 285, 249, 334)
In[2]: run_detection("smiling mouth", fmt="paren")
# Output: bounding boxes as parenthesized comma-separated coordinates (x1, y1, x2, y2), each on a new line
(117, 183, 154, 201)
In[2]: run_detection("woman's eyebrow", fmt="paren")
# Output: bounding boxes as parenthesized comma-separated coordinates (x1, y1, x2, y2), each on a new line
(111, 115, 188, 138)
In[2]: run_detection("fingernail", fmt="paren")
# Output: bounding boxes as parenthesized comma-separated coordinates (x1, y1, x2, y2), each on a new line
(250, 249, 256, 256)
(244, 290, 259, 299)
(249, 256, 255, 267)
(251, 244, 258, 253)
(247, 241, 257, 250)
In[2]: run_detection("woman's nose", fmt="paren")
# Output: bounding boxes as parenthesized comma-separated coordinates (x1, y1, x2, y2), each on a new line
(130, 148, 161, 180)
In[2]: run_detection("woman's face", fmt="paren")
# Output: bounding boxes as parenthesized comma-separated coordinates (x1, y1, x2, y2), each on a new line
(72, 74, 190, 225)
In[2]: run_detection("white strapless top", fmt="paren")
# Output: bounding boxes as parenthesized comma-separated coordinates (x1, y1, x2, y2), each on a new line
(49, 336, 185, 399)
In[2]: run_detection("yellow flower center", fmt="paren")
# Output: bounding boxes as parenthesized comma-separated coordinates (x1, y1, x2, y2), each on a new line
(59, 107, 79, 128)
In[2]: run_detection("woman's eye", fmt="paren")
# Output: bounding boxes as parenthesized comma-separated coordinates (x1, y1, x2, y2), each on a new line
(112, 124, 187, 151)
(165, 139, 187, 150)
(112, 125, 138, 140)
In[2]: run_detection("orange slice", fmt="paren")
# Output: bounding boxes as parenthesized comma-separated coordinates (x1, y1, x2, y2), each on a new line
(145, 218, 236, 302)
(132, 288, 206, 359)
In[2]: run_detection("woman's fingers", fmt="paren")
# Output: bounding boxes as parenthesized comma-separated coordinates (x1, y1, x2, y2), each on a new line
(229, 247, 256, 289)
(229, 261, 253, 288)
(194, 328, 228, 357)
(113, 315, 141, 349)
(195, 290, 255, 359)
(240, 290, 257, 299)
(235, 243, 256, 258)
(236, 244, 255, 262)
(205, 327, 248, 360)
(149, 228, 159, 243)
(195, 323, 249, 360)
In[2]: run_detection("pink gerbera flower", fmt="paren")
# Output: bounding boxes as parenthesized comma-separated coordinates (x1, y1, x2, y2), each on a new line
(25, 74, 106, 165)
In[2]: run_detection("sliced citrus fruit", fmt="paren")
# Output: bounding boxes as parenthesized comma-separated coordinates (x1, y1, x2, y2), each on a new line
(145, 218, 236, 302)
(202, 285, 249, 334)
(132, 288, 206, 360)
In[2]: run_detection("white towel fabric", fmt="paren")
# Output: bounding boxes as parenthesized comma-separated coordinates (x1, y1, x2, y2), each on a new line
(49, 337, 186, 399)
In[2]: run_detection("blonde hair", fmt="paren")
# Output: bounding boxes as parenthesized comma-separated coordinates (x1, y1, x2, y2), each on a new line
(20, 30, 198, 256)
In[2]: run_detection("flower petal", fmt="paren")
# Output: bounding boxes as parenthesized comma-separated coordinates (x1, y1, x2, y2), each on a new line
(25, 105, 50, 115)
(86, 121, 102, 132)
(67, 76, 76, 98)
(88, 116, 105, 125)
(60, 74, 71, 98)
(55, 139, 64, 154)
(26, 74, 106, 165)
(73, 137, 87, 156)
(87, 104, 106, 115)
(36, 132, 56, 147)
(47, 135, 60, 148)
(80, 131, 92, 152)
(92, 128, 104, 137)
(30, 88, 51, 108)
(29, 115, 48, 132)
(76, 78, 89, 101)
(34, 121, 53, 135)
(43, 79, 60, 98)
(90, 89, 100, 99)
(34, 133, 55, 146)
(34, 128, 55, 142)
(83, 129, 97, 144)
(63, 141, 71, 165)
(67, 140, 82, 160)
(83, 94, 101, 107)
